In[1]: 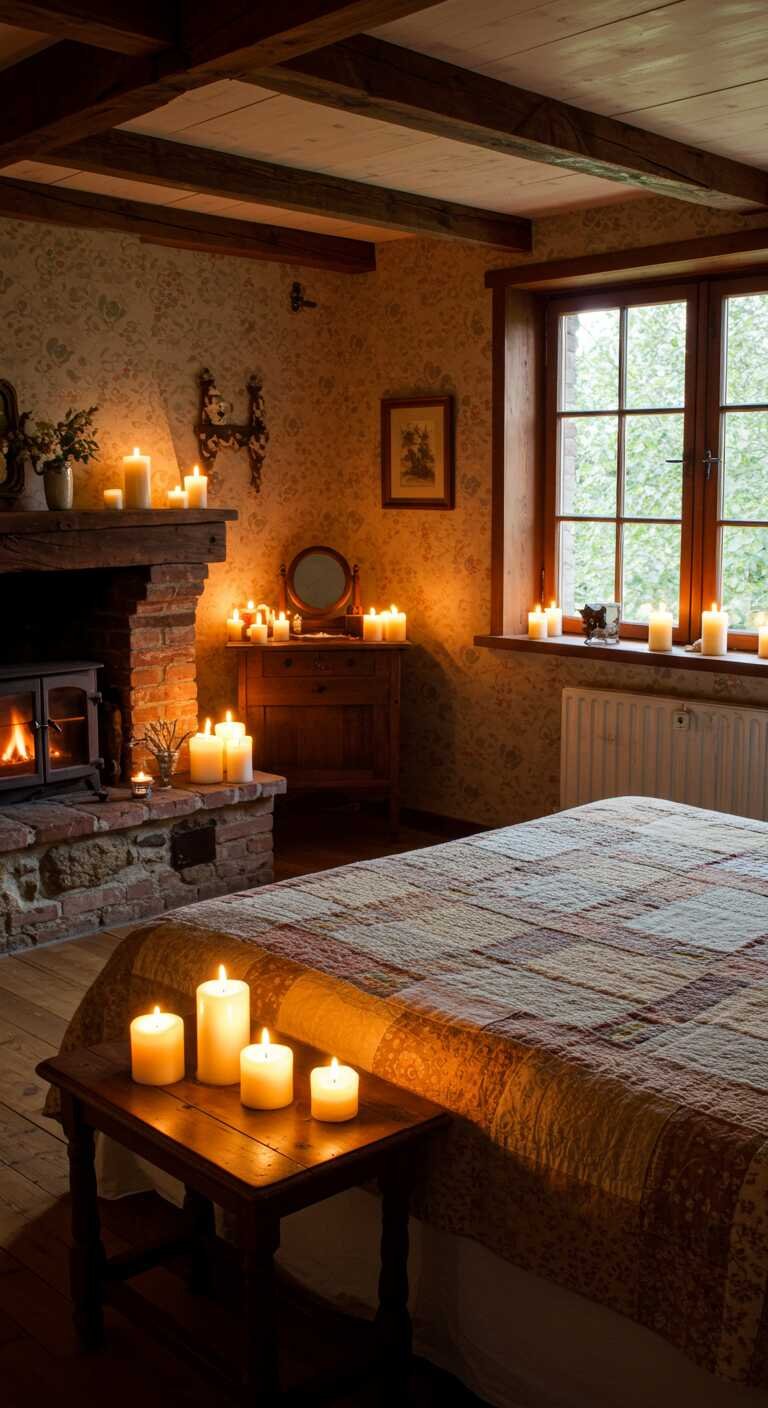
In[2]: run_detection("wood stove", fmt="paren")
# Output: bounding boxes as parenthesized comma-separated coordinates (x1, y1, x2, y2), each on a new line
(0, 662, 104, 802)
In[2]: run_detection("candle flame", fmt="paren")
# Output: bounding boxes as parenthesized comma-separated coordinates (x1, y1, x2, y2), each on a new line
(279, 611, 285, 621)
(712, 602, 718, 612)
(390, 604, 397, 614)
(132, 770, 151, 782)
(218, 964, 227, 987)
(330, 1055, 339, 1085)
(550, 601, 556, 610)
(535, 603, 541, 613)
(133, 446, 140, 456)
(232, 607, 240, 622)
(370, 607, 376, 616)
(225, 709, 232, 724)
(247, 599, 254, 610)
(203, 718, 212, 735)
(260, 1027, 270, 1046)
(193, 464, 201, 477)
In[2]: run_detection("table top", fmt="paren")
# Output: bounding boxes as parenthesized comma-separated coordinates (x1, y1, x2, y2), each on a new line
(39, 1035, 448, 1212)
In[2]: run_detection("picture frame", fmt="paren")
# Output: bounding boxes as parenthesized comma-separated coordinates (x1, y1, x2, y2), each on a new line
(381, 395, 455, 509)
(0, 378, 24, 505)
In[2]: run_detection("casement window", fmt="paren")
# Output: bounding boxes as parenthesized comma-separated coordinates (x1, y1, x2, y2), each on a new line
(542, 275, 768, 648)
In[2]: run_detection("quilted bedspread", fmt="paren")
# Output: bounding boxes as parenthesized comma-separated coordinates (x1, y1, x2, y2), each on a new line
(51, 796, 768, 1385)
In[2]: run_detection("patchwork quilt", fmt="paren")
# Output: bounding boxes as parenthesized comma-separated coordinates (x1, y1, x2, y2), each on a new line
(51, 796, 768, 1384)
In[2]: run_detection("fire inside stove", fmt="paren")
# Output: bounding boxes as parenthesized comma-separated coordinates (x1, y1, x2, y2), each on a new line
(1, 715, 35, 767)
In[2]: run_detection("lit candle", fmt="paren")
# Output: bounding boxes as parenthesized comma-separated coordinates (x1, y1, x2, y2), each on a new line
(130, 769, 153, 799)
(166, 486, 189, 508)
(248, 613, 268, 645)
(648, 604, 673, 652)
(188, 718, 224, 784)
(196, 965, 250, 1086)
(123, 446, 152, 510)
(215, 709, 245, 742)
(701, 602, 729, 656)
(184, 463, 208, 508)
(103, 488, 123, 511)
(241, 600, 257, 629)
(130, 1006, 185, 1086)
(383, 604, 407, 642)
(528, 604, 548, 640)
(225, 734, 253, 783)
(227, 607, 244, 642)
(240, 1028, 293, 1110)
(759, 625, 768, 660)
(363, 607, 383, 642)
(273, 610, 290, 642)
(310, 1057, 359, 1122)
(545, 601, 563, 637)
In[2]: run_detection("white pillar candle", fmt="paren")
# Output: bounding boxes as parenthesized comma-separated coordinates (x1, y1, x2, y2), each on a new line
(759, 626, 768, 660)
(225, 734, 253, 783)
(528, 604, 548, 640)
(167, 486, 189, 508)
(383, 604, 407, 642)
(103, 488, 123, 510)
(273, 611, 290, 642)
(310, 1057, 359, 1122)
(196, 966, 250, 1086)
(227, 608, 244, 642)
(123, 447, 152, 509)
(215, 709, 245, 742)
(701, 603, 729, 656)
(240, 1029, 293, 1110)
(189, 718, 224, 784)
(184, 463, 208, 508)
(648, 605, 673, 652)
(363, 607, 384, 642)
(545, 602, 563, 637)
(130, 1006, 185, 1086)
(248, 614, 268, 645)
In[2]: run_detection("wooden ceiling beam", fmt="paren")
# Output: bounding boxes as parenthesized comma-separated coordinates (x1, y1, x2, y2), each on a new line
(0, 2, 173, 54)
(54, 129, 533, 250)
(0, 0, 446, 164)
(0, 175, 376, 272)
(252, 36, 768, 213)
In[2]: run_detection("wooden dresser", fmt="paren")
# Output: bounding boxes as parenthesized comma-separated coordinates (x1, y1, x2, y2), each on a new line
(233, 639, 408, 830)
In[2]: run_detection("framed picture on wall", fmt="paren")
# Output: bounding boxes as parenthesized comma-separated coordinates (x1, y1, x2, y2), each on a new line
(381, 395, 455, 509)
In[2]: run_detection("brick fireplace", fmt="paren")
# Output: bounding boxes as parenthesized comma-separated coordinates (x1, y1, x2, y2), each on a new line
(0, 508, 285, 955)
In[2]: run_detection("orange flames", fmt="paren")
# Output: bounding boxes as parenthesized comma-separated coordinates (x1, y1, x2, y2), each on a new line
(1, 715, 33, 766)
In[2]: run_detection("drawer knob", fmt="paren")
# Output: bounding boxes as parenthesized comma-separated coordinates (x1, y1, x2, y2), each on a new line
(283, 658, 293, 668)
(313, 683, 327, 694)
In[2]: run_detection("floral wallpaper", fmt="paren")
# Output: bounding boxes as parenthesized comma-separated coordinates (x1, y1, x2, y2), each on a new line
(1, 192, 767, 826)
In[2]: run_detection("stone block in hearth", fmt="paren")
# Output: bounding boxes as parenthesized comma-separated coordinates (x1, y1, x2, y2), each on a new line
(40, 835, 135, 894)
(0, 817, 35, 853)
(0, 802, 97, 845)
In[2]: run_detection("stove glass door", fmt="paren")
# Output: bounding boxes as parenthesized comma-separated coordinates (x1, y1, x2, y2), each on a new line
(0, 681, 42, 786)
(46, 683, 90, 774)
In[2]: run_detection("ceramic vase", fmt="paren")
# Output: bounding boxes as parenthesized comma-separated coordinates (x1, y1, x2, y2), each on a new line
(42, 461, 73, 511)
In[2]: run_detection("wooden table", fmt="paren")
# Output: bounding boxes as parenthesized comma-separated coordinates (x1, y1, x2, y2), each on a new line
(38, 1036, 449, 1403)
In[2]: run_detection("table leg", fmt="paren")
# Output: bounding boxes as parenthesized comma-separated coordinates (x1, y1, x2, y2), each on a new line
(239, 1211, 281, 1402)
(183, 1185, 215, 1295)
(376, 1161, 413, 1375)
(62, 1092, 105, 1352)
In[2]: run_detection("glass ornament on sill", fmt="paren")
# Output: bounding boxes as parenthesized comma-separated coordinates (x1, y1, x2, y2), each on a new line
(130, 720, 195, 790)
(579, 601, 621, 644)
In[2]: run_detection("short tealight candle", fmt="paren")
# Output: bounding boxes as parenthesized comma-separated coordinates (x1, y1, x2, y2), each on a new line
(528, 604, 548, 640)
(130, 1006, 185, 1086)
(167, 486, 189, 508)
(130, 769, 153, 799)
(103, 488, 123, 511)
(240, 1029, 293, 1110)
(196, 965, 250, 1086)
(310, 1056, 359, 1122)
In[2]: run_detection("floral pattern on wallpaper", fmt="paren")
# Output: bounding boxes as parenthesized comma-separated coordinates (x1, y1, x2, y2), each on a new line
(1, 194, 767, 826)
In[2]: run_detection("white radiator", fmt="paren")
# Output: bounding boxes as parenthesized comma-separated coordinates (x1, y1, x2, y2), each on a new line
(560, 686, 768, 820)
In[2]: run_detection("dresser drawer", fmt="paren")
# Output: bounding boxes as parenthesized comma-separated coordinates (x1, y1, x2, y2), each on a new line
(262, 649, 376, 678)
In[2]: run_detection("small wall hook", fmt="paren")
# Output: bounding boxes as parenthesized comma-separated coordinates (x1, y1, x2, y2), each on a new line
(290, 281, 318, 313)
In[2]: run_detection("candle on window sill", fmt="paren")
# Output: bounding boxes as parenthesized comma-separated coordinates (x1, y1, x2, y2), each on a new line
(196, 965, 250, 1086)
(240, 1029, 293, 1109)
(545, 602, 563, 637)
(648, 605, 673, 652)
(701, 602, 728, 656)
(189, 718, 224, 784)
(123, 446, 152, 509)
(130, 769, 153, 799)
(215, 709, 245, 742)
(130, 1006, 185, 1086)
(383, 605, 407, 642)
(248, 614, 268, 645)
(184, 463, 208, 508)
(273, 611, 290, 642)
(103, 488, 123, 511)
(310, 1057, 359, 1122)
(528, 604, 548, 640)
(167, 486, 189, 508)
(225, 734, 253, 783)
(227, 607, 244, 642)
(363, 607, 383, 642)
(759, 625, 768, 660)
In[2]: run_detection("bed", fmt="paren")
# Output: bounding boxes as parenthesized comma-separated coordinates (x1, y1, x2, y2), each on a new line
(48, 796, 768, 1407)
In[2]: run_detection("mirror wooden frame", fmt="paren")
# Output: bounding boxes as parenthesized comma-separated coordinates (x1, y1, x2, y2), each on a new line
(280, 545, 361, 628)
(0, 379, 25, 505)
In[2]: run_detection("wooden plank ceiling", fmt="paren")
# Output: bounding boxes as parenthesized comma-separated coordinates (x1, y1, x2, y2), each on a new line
(0, 1, 765, 272)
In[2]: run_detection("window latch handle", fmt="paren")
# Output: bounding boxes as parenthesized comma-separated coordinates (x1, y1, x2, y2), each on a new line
(703, 449, 720, 481)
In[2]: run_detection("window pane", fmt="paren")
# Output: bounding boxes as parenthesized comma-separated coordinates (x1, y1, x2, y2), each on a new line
(561, 309, 620, 412)
(625, 301, 686, 410)
(725, 294, 768, 406)
(721, 410, 768, 521)
(559, 416, 617, 515)
(624, 413, 684, 518)
(720, 526, 768, 628)
(622, 523, 681, 624)
(559, 520, 616, 615)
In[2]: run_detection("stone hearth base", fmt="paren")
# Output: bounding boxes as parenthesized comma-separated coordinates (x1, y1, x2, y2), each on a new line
(0, 772, 286, 956)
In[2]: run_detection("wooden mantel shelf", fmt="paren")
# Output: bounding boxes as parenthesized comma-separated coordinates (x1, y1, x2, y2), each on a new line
(0, 507, 238, 572)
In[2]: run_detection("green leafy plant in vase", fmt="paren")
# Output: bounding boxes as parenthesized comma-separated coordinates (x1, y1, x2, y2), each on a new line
(13, 404, 99, 510)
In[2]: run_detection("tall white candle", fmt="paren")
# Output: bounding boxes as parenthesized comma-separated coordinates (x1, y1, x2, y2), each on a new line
(215, 710, 245, 742)
(103, 488, 123, 511)
(189, 718, 224, 784)
(648, 604, 673, 652)
(363, 607, 384, 642)
(545, 602, 563, 637)
(383, 604, 407, 642)
(240, 1029, 293, 1110)
(227, 608, 244, 642)
(528, 604, 548, 640)
(123, 446, 152, 509)
(196, 965, 250, 1085)
(273, 611, 290, 642)
(225, 734, 253, 783)
(184, 463, 208, 508)
(130, 1006, 185, 1086)
(310, 1057, 359, 1122)
(701, 603, 728, 656)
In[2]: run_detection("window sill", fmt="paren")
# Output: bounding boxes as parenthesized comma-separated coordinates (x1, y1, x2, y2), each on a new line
(474, 633, 768, 678)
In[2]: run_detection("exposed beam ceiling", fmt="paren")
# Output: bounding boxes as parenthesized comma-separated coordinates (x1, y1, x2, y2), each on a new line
(0, 3, 173, 54)
(0, 0, 446, 164)
(53, 129, 533, 250)
(0, 174, 376, 272)
(252, 36, 768, 212)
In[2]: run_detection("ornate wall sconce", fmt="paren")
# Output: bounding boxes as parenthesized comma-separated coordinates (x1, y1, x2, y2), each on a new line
(195, 368, 269, 493)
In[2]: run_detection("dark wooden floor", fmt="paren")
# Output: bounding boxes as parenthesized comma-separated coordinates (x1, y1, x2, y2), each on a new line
(0, 806, 484, 1407)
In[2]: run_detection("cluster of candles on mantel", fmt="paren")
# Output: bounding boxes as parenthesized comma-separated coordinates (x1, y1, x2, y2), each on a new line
(226, 600, 409, 643)
(130, 968, 358, 1121)
(103, 448, 208, 511)
(528, 599, 768, 658)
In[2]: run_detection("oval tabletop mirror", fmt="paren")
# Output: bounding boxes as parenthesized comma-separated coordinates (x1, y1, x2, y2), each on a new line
(284, 545, 353, 620)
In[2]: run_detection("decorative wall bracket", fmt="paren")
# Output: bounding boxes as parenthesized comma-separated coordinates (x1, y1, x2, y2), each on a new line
(195, 367, 269, 493)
